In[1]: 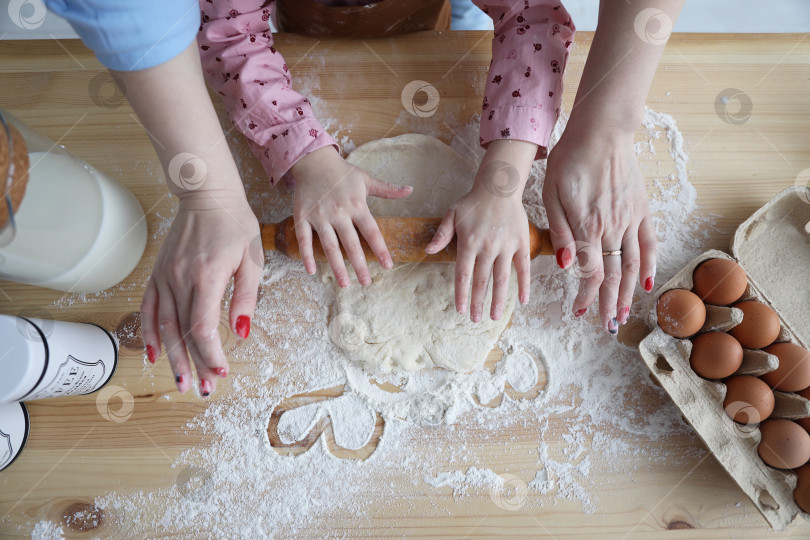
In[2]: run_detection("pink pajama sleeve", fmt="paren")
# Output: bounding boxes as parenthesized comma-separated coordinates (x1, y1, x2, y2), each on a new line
(197, 0, 338, 185)
(472, 0, 575, 158)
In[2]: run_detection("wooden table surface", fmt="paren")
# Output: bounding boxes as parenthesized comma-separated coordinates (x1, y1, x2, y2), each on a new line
(1, 32, 809, 538)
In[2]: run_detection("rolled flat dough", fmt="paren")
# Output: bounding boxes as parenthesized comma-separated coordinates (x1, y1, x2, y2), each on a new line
(326, 134, 518, 373)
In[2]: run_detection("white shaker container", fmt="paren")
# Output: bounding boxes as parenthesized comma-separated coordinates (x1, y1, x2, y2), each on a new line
(0, 314, 118, 404)
(0, 402, 29, 472)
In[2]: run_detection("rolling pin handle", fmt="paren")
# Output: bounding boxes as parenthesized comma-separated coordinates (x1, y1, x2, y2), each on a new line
(261, 223, 278, 252)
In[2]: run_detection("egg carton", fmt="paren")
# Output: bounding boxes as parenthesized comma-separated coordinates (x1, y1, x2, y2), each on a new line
(638, 186, 810, 531)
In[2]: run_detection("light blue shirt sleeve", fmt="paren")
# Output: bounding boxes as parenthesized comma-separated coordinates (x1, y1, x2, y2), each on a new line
(43, 0, 201, 71)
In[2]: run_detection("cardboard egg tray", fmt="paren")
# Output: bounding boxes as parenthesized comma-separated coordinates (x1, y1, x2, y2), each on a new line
(638, 186, 810, 530)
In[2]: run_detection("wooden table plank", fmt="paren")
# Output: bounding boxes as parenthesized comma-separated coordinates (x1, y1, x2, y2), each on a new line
(1, 32, 809, 537)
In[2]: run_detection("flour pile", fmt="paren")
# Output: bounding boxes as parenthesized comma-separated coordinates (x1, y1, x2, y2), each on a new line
(28, 107, 715, 537)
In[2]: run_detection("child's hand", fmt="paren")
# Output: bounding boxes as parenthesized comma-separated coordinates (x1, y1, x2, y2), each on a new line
(141, 192, 263, 395)
(291, 147, 412, 286)
(426, 140, 536, 322)
(542, 122, 656, 334)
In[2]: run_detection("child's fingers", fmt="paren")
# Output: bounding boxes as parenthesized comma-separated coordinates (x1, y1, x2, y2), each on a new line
(366, 176, 413, 200)
(514, 247, 531, 305)
(489, 255, 511, 321)
(354, 212, 393, 270)
(316, 225, 350, 288)
(294, 219, 316, 275)
(425, 208, 456, 254)
(469, 255, 494, 323)
(454, 245, 475, 315)
(334, 220, 371, 286)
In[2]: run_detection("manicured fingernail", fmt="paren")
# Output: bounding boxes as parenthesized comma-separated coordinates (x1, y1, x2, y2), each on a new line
(200, 379, 211, 397)
(644, 276, 654, 292)
(146, 344, 156, 364)
(175, 373, 186, 393)
(556, 248, 571, 269)
(214, 367, 228, 378)
(574, 308, 587, 318)
(618, 306, 630, 325)
(608, 318, 618, 334)
(306, 265, 315, 275)
(236, 315, 250, 339)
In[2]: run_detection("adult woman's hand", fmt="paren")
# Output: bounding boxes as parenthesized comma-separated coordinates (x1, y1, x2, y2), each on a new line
(113, 40, 266, 394)
(540, 0, 683, 333)
(543, 120, 656, 333)
(140, 192, 262, 395)
(291, 146, 412, 287)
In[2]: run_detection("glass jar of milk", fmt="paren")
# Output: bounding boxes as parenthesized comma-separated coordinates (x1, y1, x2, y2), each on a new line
(0, 109, 146, 292)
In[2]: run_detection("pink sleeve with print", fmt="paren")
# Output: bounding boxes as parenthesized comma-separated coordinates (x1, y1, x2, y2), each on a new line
(473, 0, 574, 158)
(197, 0, 338, 185)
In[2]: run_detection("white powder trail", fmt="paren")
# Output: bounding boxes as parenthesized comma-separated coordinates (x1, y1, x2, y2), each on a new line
(26, 107, 714, 538)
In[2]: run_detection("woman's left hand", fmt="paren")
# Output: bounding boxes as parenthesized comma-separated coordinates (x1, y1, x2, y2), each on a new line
(542, 121, 657, 334)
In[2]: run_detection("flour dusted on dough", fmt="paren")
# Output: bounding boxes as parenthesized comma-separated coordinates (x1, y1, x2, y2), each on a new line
(347, 133, 477, 218)
(327, 134, 517, 373)
(327, 263, 517, 373)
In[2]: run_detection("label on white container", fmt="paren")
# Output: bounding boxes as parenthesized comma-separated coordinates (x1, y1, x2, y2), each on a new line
(24, 355, 111, 401)
(20, 318, 118, 402)
(0, 402, 30, 472)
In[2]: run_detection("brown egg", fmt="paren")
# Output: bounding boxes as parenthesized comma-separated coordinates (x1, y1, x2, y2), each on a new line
(690, 332, 743, 379)
(656, 289, 706, 338)
(799, 388, 810, 434)
(758, 419, 810, 469)
(794, 464, 810, 513)
(692, 258, 748, 306)
(728, 301, 781, 349)
(723, 375, 775, 423)
(761, 343, 810, 392)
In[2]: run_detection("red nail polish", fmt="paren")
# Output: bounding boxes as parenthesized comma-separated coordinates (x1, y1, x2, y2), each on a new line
(644, 276, 654, 292)
(556, 248, 571, 269)
(214, 367, 227, 378)
(574, 308, 587, 317)
(235, 315, 250, 339)
(175, 373, 184, 384)
(200, 379, 211, 397)
(146, 345, 156, 364)
(619, 306, 630, 324)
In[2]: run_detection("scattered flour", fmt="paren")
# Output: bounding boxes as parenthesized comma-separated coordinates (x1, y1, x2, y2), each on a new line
(22, 106, 715, 537)
(29, 520, 63, 540)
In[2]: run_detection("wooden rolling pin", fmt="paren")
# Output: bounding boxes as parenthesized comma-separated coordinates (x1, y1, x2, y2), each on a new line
(261, 216, 553, 263)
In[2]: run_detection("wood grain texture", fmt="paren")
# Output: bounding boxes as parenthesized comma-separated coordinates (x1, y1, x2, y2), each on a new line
(1, 32, 809, 537)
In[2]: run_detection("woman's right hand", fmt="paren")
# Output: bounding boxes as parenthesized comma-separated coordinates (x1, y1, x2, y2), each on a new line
(290, 147, 412, 286)
(140, 192, 263, 396)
